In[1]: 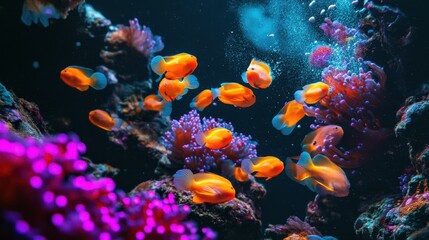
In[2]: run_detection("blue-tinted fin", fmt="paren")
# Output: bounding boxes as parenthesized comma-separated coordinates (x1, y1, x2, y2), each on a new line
(177, 88, 189, 100)
(211, 88, 220, 99)
(280, 124, 296, 135)
(294, 90, 305, 104)
(90, 72, 107, 90)
(161, 101, 172, 116)
(68, 65, 95, 77)
(241, 71, 248, 83)
(189, 98, 201, 111)
(150, 56, 166, 75)
(21, 3, 60, 27)
(297, 151, 314, 170)
(155, 74, 164, 83)
(195, 131, 205, 146)
(241, 158, 253, 175)
(184, 75, 199, 89)
(112, 117, 123, 130)
(173, 169, 194, 191)
(271, 114, 286, 130)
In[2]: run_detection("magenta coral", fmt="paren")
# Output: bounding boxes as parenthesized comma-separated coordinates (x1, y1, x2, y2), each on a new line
(0, 123, 215, 240)
(162, 110, 257, 174)
(320, 18, 357, 45)
(107, 18, 164, 58)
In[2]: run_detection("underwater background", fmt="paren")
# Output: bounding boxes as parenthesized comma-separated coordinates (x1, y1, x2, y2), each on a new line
(0, 0, 428, 239)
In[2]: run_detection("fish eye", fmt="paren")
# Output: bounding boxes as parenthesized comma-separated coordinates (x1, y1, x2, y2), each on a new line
(251, 68, 255, 70)
(335, 127, 338, 129)
(313, 141, 317, 145)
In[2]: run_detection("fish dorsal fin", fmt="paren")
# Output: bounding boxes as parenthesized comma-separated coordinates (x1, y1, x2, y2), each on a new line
(301, 128, 322, 152)
(297, 152, 314, 171)
(250, 59, 271, 73)
(164, 53, 188, 62)
(312, 154, 340, 170)
(68, 65, 94, 77)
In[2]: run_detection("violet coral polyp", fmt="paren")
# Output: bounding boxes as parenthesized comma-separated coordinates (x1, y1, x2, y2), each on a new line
(162, 110, 257, 174)
(106, 18, 164, 58)
(0, 123, 215, 240)
(303, 60, 388, 168)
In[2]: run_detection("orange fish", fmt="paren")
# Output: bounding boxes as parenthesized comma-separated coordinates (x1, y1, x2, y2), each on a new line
(272, 100, 306, 135)
(195, 127, 233, 150)
(21, 0, 61, 27)
(212, 82, 256, 108)
(150, 53, 198, 80)
(242, 58, 273, 89)
(142, 94, 172, 116)
(233, 167, 250, 182)
(241, 156, 284, 180)
(158, 75, 199, 102)
(189, 89, 214, 111)
(294, 82, 330, 104)
(301, 125, 343, 155)
(60, 66, 107, 91)
(88, 109, 122, 131)
(285, 152, 350, 197)
(173, 169, 236, 204)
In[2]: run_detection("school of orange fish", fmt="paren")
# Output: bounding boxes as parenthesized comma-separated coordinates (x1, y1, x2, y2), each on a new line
(59, 52, 350, 204)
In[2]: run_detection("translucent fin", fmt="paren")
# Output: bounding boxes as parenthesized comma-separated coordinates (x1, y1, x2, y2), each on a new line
(21, 2, 60, 27)
(285, 157, 311, 182)
(183, 75, 199, 89)
(241, 71, 248, 83)
(312, 154, 339, 169)
(211, 88, 220, 99)
(241, 158, 253, 175)
(271, 114, 286, 130)
(280, 124, 296, 136)
(113, 117, 123, 129)
(294, 90, 305, 104)
(297, 152, 314, 171)
(90, 72, 107, 90)
(173, 169, 194, 191)
(150, 56, 166, 75)
(177, 88, 188, 100)
(195, 131, 205, 146)
(160, 101, 172, 116)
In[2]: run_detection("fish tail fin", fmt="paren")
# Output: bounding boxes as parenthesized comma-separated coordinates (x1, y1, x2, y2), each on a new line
(271, 114, 286, 130)
(21, 2, 60, 27)
(195, 131, 205, 146)
(285, 157, 311, 182)
(150, 56, 166, 75)
(160, 101, 172, 116)
(173, 169, 194, 190)
(294, 90, 305, 104)
(211, 88, 220, 99)
(280, 124, 296, 136)
(241, 71, 248, 83)
(90, 72, 108, 90)
(112, 117, 123, 130)
(297, 152, 315, 170)
(189, 98, 204, 111)
(241, 158, 254, 175)
(183, 75, 199, 89)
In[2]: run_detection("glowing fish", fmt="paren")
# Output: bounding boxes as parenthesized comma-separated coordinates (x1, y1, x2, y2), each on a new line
(241, 58, 273, 89)
(60, 66, 107, 91)
(150, 53, 198, 80)
(233, 167, 250, 182)
(272, 100, 306, 135)
(88, 110, 122, 131)
(173, 169, 236, 204)
(301, 125, 343, 155)
(212, 82, 256, 108)
(158, 75, 199, 102)
(285, 151, 350, 197)
(142, 94, 172, 116)
(190, 89, 214, 111)
(21, 0, 61, 27)
(195, 127, 233, 150)
(241, 156, 284, 180)
(294, 82, 330, 104)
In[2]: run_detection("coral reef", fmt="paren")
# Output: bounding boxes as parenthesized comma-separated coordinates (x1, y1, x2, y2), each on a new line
(0, 123, 214, 239)
(162, 110, 257, 174)
(264, 216, 322, 240)
(133, 177, 263, 240)
(320, 18, 357, 45)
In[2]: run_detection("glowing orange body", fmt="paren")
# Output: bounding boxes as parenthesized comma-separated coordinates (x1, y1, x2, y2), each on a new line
(245, 59, 273, 89)
(279, 100, 305, 127)
(158, 53, 198, 80)
(200, 127, 233, 150)
(247, 156, 284, 180)
(190, 172, 235, 204)
(191, 89, 214, 110)
(301, 125, 344, 154)
(60, 67, 92, 91)
(88, 110, 116, 131)
(233, 167, 250, 182)
(143, 94, 165, 112)
(217, 83, 256, 108)
(158, 78, 187, 102)
(295, 82, 330, 104)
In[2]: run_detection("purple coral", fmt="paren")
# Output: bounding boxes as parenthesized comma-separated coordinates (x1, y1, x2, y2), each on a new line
(320, 18, 357, 45)
(162, 110, 257, 174)
(107, 18, 164, 58)
(0, 123, 215, 240)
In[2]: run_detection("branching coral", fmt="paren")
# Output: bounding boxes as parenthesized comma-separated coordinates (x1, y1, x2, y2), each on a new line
(320, 18, 357, 45)
(106, 18, 164, 58)
(162, 110, 257, 174)
(0, 123, 214, 240)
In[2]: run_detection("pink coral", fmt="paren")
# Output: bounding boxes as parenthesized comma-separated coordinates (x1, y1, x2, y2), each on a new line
(0, 123, 215, 240)
(107, 18, 164, 58)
